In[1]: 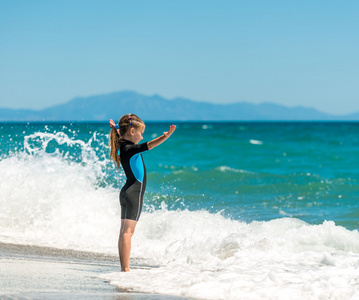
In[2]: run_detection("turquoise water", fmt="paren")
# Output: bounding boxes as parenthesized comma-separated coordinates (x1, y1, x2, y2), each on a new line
(2, 121, 359, 299)
(1, 121, 358, 230)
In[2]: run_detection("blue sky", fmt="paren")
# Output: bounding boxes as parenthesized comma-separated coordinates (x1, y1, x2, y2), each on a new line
(1, 0, 358, 115)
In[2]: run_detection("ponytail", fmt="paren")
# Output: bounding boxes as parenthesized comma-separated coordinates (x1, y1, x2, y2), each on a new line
(109, 128, 121, 168)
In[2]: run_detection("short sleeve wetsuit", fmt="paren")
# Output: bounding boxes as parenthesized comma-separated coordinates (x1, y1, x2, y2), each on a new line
(119, 139, 149, 221)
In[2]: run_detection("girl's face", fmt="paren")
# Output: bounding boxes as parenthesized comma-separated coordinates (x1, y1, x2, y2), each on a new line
(132, 126, 145, 144)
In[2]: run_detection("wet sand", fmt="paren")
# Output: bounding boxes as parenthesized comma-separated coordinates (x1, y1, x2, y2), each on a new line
(0, 243, 189, 299)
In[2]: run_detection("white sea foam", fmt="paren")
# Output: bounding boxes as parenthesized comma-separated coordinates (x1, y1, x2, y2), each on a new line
(249, 139, 263, 145)
(2, 132, 359, 299)
(0, 131, 120, 253)
(103, 216, 359, 299)
(0, 154, 119, 253)
(217, 166, 250, 173)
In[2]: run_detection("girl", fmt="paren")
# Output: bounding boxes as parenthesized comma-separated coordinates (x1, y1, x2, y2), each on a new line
(109, 113, 176, 272)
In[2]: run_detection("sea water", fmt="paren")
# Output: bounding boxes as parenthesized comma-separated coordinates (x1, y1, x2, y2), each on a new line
(1, 122, 359, 299)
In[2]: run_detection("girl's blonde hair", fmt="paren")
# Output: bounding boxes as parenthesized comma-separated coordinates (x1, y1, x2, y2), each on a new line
(109, 113, 145, 168)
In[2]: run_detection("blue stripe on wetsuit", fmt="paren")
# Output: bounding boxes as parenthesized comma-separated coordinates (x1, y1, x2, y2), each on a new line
(130, 153, 145, 183)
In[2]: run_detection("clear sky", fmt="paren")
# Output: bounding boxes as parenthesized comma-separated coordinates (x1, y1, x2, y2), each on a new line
(1, 0, 358, 115)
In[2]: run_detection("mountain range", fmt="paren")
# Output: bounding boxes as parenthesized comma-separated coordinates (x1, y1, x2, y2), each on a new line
(1, 91, 358, 121)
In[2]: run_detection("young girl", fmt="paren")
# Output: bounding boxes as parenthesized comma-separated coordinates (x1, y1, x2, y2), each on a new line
(109, 113, 176, 272)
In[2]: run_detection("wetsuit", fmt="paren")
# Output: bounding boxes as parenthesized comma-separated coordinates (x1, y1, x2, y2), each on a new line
(119, 139, 149, 221)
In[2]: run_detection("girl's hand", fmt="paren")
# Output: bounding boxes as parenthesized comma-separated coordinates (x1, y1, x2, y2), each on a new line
(147, 125, 176, 150)
(163, 125, 176, 137)
(109, 119, 116, 128)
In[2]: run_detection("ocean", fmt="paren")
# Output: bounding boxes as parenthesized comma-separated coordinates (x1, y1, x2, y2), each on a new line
(1, 121, 359, 299)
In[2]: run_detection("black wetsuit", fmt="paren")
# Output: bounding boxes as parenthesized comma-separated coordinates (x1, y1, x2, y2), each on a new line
(119, 139, 149, 221)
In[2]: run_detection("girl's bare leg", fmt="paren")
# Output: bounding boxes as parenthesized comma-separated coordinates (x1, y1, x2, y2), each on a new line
(118, 219, 137, 272)
(118, 219, 125, 264)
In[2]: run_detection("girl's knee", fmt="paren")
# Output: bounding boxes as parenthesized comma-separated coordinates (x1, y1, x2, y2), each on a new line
(123, 228, 135, 237)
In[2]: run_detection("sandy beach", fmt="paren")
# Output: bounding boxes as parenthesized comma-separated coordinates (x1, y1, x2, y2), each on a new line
(0, 243, 189, 300)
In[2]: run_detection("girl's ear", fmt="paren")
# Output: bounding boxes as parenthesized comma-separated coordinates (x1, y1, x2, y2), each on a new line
(129, 127, 135, 135)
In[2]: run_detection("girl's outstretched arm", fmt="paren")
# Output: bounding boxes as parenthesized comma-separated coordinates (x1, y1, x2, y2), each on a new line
(147, 125, 176, 150)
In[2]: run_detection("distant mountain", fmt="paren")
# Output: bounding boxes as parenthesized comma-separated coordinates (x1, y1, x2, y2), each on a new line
(0, 91, 358, 121)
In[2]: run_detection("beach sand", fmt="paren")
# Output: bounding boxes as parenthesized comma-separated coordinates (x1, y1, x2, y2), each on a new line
(0, 243, 189, 299)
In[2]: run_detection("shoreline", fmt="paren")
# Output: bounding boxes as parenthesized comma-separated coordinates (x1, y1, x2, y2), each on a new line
(0, 242, 188, 299)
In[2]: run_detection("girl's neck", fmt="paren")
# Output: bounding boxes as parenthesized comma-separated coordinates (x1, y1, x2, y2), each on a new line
(122, 134, 135, 144)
